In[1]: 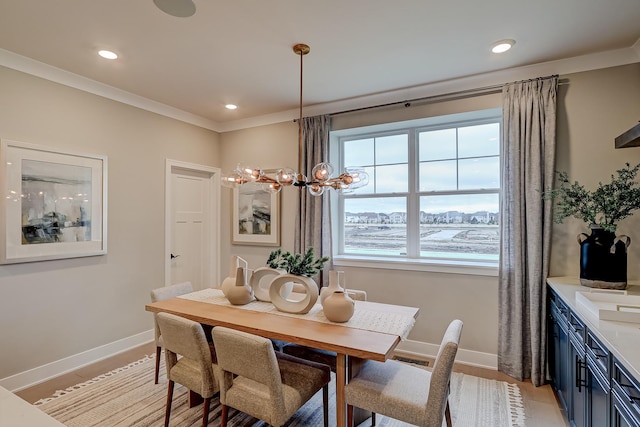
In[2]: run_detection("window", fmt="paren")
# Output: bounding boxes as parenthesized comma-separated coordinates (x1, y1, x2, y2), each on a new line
(331, 108, 501, 272)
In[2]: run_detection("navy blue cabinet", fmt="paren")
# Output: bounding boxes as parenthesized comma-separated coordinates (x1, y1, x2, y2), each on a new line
(612, 360, 640, 427)
(547, 287, 640, 427)
(549, 289, 570, 413)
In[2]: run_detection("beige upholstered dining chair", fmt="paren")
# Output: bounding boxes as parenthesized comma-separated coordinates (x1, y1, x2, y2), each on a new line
(150, 281, 194, 384)
(345, 319, 463, 427)
(212, 326, 332, 427)
(156, 312, 219, 427)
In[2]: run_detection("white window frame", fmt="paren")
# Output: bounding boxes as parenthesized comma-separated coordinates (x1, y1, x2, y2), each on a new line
(329, 108, 501, 276)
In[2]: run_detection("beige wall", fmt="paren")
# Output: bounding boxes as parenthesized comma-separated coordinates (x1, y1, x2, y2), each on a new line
(218, 121, 300, 272)
(0, 66, 220, 379)
(550, 63, 640, 279)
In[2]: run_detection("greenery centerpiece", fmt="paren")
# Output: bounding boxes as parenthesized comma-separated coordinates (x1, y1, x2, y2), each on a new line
(544, 162, 640, 289)
(544, 162, 640, 232)
(266, 247, 329, 277)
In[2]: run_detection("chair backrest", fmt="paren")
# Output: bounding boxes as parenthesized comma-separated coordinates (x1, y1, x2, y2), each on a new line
(156, 312, 217, 396)
(424, 319, 463, 426)
(213, 326, 286, 416)
(150, 282, 193, 344)
(346, 289, 367, 301)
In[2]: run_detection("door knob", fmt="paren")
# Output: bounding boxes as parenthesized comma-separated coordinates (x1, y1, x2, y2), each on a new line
(171, 253, 180, 259)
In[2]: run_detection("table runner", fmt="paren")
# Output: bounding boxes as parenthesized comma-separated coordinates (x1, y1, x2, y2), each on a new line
(179, 288, 415, 340)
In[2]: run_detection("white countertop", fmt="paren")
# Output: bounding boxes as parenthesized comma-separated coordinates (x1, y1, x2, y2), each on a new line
(0, 386, 65, 426)
(547, 276, 640, 381)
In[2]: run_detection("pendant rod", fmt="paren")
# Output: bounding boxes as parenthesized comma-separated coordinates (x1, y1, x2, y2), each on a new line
(298, 45, 304, 174)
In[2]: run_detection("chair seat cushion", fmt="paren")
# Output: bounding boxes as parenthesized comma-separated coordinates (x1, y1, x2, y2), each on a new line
(223, 352, 330, 426)
(345, 359, 431, 426)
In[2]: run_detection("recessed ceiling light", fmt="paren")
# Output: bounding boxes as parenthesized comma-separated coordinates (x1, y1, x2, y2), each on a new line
(98, 50, 118, 60)
(225, 104, 238, 110)
(491, 39, 515, 54)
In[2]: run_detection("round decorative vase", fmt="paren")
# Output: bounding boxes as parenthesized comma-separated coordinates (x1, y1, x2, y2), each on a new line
(322, 290, 355, 323)
(251, 267, 291, 302)
(221, 255, 248, 296)
(269, 274, 318, 314)
(578, 226, 631, 290)
(226, 267, 255, 305)
(320, 270, 345, 305)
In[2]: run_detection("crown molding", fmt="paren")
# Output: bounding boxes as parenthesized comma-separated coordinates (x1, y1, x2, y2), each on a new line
(2, 44, 639, 134)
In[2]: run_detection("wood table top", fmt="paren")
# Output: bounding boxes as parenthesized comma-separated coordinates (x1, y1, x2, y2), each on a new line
(146, 296, 419, 361)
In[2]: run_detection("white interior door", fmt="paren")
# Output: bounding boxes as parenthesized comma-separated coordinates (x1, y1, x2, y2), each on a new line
(166, 160, 220, 291)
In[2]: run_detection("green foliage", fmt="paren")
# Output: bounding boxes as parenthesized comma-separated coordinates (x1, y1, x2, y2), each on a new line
(543, 162, 640, 232)
(266, 247, 330, 277)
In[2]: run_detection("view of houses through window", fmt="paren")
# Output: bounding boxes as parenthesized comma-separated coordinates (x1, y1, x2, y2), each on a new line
(334, 109, 501, 263)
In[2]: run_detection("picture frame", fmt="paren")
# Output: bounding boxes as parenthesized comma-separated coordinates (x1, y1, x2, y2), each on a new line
(232, 181, 280, 246)
(0, 139, 107, 264)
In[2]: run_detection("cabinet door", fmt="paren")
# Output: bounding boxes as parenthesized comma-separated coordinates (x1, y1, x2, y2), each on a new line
(570, 339, 587, 427)
(587, 355, 610, 427)
(550, 306, 570, 413)
(612, 390, 640, 427)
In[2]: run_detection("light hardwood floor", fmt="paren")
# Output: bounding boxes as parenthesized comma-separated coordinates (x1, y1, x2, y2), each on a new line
(15, 342, 568, 426)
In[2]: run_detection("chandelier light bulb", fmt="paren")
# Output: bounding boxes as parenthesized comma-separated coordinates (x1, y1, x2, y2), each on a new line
(308, 184, 325, 196)
(312, 162, 333, 182)
(276, 168, 296, 186)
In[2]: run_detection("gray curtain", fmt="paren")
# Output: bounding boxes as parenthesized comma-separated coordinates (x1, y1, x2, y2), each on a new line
(498, 76, 558, 386)
(294, 115, 332, 288)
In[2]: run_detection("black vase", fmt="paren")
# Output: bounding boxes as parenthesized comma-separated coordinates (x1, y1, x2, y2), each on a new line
(578, 226, 630, 289)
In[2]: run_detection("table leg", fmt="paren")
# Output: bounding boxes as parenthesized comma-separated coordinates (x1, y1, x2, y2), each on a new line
(336, 353, 346, 427)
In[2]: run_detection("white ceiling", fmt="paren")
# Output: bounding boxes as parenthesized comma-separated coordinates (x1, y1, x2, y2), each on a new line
(1, 0, 639, 132)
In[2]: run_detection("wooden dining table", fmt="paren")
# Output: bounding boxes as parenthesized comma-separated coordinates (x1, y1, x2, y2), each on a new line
(146, 288, 419, 427)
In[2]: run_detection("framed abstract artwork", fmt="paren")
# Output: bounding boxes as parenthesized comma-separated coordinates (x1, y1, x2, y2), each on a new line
(232, 182, 280, 246)
(0, 140, 107, 264)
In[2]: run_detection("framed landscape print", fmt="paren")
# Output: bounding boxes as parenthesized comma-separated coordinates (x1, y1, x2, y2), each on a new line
(232, 182, 280, 246)
(0, 140, 107, 264)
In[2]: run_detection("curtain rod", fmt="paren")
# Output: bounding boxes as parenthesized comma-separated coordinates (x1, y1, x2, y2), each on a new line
(329, 74, 562, 117)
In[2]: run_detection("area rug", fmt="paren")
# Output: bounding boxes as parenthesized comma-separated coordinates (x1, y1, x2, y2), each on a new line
(35, 354, 525, 427)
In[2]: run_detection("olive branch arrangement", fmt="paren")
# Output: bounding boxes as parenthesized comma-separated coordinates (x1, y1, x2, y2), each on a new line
(543, 162, 640, 233)
(266, 248, 330, 277)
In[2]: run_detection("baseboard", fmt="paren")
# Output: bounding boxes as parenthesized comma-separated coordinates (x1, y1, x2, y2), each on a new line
(1, 330, 154, 392)
(395, 339, 498, 370)
(2, 332, 495, 392)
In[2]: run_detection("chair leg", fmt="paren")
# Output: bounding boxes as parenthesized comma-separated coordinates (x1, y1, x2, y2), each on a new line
(372, 412, 376, 426)
(221, 405, 228, 427)
(155, 346, 162, 384)
(202, 396, 211, 427)
(347, 404, 354, 427)
(322, 385, 329, 427)
(164, 380, 174, 427)
(445, 401, 452, 427)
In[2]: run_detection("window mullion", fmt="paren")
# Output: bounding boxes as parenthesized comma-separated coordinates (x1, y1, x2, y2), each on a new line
(406, 129, 419, 257)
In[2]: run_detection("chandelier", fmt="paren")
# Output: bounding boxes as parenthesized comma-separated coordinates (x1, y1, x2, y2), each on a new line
(221, 43, 369, 196)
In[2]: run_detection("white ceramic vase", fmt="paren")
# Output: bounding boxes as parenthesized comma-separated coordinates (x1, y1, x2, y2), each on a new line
(322, 290, 355, 323)
(320, 270, 345, 305)
(269, 274, 318, 314)
(221, 255, 248, 296)
(226, 267, 255, 305)
(251, 267, 291, 302)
